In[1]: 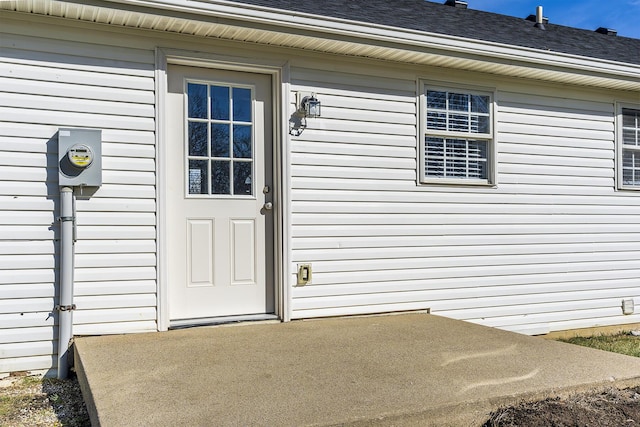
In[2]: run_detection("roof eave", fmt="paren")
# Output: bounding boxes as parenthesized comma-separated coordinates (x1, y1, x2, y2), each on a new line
(5, 0, 640, 91)
(98, 0, 640, 90)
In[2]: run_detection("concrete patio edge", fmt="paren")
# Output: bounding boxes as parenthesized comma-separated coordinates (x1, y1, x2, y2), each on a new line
(74, 313, 640, 426)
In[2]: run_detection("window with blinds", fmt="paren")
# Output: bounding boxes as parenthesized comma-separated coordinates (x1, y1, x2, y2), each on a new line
(620, 107, 640, 188)
(420, 85, 494, 184)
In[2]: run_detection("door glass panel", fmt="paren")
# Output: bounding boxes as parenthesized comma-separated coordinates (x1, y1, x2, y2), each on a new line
(211, 124, 230, 157)
(233, 161, 252, 195)
(233, 88, 252, 122)
(212, 160, 230, 195)
(188, 122, 208, 157)
(186, 81, 254, 196)
(187, 83, 208, 119)
(233, 125, 252, 158)
(211, 86, 230, 120)
(188, 159, 208, 194)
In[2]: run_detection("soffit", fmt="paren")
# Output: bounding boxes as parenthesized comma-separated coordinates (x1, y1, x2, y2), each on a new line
(2, 0, 640, 91)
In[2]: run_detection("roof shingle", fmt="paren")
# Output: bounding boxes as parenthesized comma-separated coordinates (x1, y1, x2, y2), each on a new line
(232, 0, 640, 65)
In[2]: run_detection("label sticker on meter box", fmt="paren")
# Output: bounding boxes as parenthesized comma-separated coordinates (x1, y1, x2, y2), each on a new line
(67, 144, 94, 168)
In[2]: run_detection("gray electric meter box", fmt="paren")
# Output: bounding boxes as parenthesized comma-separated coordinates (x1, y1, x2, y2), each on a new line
(58, 128, 102, 187)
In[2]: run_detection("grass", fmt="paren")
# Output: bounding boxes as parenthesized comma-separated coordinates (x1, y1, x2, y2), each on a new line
(559, 332, 640, 358)
(0, 391, 35, 419)
(0, 376, 41, 414)
(0, 376, 50, 424)
(0, 375, 90, 427)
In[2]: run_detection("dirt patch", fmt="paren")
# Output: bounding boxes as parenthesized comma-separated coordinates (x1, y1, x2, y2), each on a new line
(2, 374, 639, 426)
(484, 386, 640, 426)
(0, 374, 90, 427)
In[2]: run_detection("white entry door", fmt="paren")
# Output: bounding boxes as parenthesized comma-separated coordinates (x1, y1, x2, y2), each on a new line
(166, 65, 274, 322)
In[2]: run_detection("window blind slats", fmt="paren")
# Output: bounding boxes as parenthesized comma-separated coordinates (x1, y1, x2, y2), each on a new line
(423, 88, 492, 182)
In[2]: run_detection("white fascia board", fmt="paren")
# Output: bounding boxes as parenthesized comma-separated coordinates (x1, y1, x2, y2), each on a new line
(80, 0, 640, 81)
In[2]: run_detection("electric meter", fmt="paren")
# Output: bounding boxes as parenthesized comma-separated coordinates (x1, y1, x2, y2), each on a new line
(67, 144, 95, 168)
(58, 128, 102, 187)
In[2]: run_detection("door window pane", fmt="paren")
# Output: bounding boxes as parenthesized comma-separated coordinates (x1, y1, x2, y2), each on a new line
(188, 160, 208, 194)
(211, 124, 230, 157)
(233, 88, 252, 122)
(211, 86, 230, 120)
(188, 122, 208, 157)
(233, 161, 253, 195)
(233, 125, 252, 158)
(187, 83, 207, 119)
(212, 161, 230, 194)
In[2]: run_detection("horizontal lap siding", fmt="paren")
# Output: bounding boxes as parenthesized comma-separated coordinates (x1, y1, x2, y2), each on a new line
(462, 91, 639, 334)
(290, 70, 640, 334)
(290, 67, 427, 317)
(0, 33, 157, 375)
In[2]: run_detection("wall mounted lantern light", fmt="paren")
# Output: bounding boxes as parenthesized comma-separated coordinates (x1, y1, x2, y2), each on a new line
(289, 92, 321, 136)
(301, 94, 321, 118)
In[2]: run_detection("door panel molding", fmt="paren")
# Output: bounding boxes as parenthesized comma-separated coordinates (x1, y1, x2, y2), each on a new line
(231, 218, 257, 285)
(187, 219, 215, 287)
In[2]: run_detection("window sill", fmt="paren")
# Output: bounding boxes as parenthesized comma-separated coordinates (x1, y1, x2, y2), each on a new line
(418, 178, 495, 187)
(617, 185, 640, 191)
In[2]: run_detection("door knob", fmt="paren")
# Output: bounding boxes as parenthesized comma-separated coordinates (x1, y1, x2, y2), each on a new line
(263, 202, 273, 210)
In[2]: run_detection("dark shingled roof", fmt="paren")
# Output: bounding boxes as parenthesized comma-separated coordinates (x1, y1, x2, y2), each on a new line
(232, 0, 640, 65)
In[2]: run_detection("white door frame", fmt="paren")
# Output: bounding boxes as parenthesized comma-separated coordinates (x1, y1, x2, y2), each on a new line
(155, 48, 291, 331)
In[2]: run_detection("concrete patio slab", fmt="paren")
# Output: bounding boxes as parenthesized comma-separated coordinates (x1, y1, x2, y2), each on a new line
(74, 313, 640, 426)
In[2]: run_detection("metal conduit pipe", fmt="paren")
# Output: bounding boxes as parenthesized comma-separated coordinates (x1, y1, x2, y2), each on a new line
(57, 187, 75, 379)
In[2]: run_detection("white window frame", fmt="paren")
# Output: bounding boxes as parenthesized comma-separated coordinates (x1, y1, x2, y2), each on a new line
(617, 102, 640, 190)
(418, 81, 496, 186)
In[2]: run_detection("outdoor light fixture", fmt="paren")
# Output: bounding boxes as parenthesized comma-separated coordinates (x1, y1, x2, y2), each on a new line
(301, 94, 321, 118)
(289, 92, 322, 136)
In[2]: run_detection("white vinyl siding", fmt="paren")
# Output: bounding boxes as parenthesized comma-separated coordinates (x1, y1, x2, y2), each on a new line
(290, 68, 640, 335)
(2, 7, 640, 377)
(0, 32, 157, 375)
